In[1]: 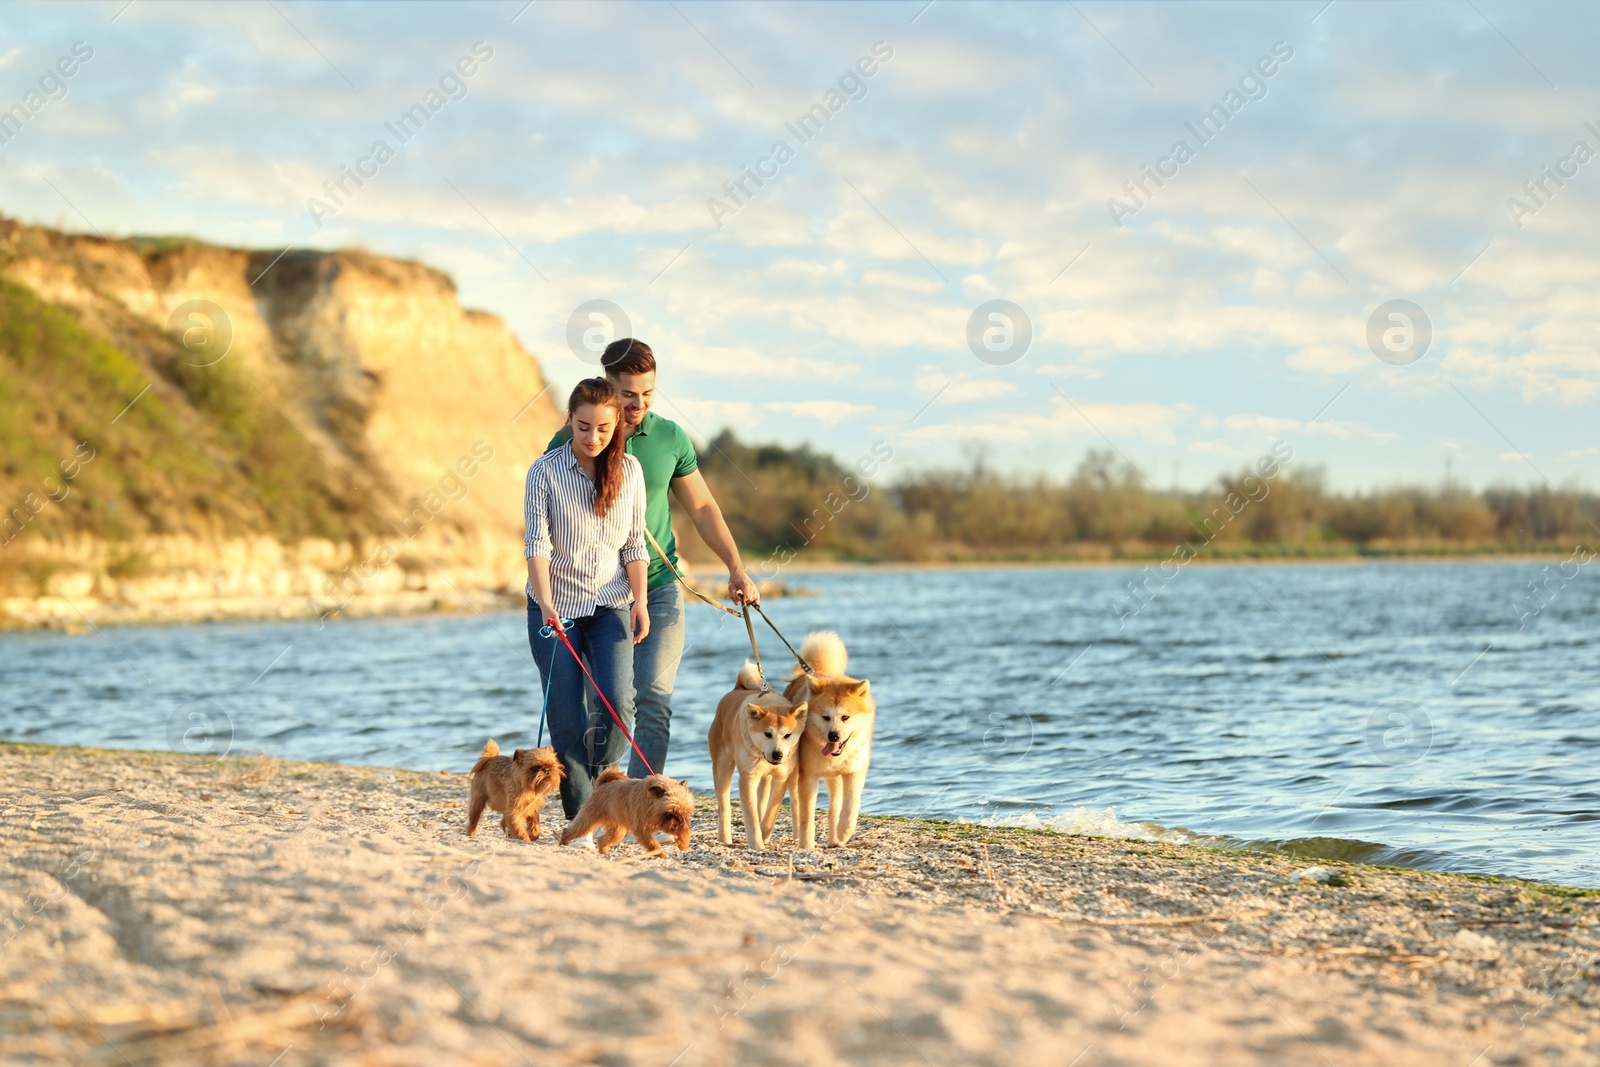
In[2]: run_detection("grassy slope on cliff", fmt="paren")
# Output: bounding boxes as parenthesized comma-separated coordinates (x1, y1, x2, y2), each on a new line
(0, 277, 382, 559)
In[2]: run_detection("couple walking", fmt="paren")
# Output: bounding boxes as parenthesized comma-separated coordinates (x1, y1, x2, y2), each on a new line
(524, 338, 759, 818)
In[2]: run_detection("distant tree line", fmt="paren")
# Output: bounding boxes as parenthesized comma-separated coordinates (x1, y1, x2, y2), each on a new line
(679, 430, 1599, 563)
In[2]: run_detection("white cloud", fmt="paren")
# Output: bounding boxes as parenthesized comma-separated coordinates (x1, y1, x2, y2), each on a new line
(655, 338, 850, 383)
(1223, 414, 1299, 435)
(943, 379, 1017, 402)
(1222, 413, 1398, 445)
(653, 396, 757, 445)
(861, 269, 944, 294)
(913, 366, 1017, 403)
(149, 79, 218, 119)
(145, 145, 314, 211)
(1033, 363, 1106, 380)
(904, 397, 1184, 447)
(1287, 343, 1370, 376)
(767, 400, 873, 426)
(1190, 439, 1248, 457)
(493, 69, 705, 140)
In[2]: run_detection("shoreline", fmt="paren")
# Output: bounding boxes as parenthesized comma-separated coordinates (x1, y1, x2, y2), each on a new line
(1, 550, 1571, 633)
(6, 740, 1579, 891)
(0, 586, 526, 634)
(776, 549, 1584, 573)
(3, 741, 1597, 1065)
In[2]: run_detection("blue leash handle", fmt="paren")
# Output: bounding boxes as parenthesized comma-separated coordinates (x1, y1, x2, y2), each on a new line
(535, 618, 573, 747)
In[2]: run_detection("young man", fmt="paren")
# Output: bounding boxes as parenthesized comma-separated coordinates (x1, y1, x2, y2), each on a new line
(546, 338, 760, 778)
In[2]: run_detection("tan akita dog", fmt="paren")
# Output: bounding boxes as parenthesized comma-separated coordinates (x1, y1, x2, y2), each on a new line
(708, 661, 808, 849)
(783, 631, 876, 849)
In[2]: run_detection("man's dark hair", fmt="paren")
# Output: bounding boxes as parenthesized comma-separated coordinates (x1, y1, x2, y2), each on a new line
(601, 338, 655, 377)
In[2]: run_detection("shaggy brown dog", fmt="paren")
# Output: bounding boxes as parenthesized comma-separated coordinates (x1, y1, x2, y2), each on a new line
(558, 767, 694, 856)
(467, 740, 564, 841)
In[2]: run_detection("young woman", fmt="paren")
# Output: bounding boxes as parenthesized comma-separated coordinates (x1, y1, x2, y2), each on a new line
(525, 377, 650, 818)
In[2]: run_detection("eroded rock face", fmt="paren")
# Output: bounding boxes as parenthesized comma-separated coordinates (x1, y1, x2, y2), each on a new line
(0, 217, 563, 626)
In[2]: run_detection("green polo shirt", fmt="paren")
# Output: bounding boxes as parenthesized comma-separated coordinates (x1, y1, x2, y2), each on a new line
(546, 410, 698, 591)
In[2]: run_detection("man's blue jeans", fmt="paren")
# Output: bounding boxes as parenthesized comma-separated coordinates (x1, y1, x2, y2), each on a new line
(527, 601, 636, 818)
(587, 582, 686, 779)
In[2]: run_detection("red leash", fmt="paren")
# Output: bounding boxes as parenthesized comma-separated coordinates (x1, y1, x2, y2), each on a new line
(549, 624, 656, 776)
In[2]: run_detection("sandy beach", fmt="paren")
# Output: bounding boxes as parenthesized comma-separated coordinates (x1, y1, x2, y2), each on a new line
(2, 741, 1596, 1066)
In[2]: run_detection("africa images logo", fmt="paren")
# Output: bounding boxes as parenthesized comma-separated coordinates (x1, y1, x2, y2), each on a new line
(1106, 40, 1294, 227)
(705, 41, 894, 228)
(306, 41, 494, 228)
(0, 40, 94, 146)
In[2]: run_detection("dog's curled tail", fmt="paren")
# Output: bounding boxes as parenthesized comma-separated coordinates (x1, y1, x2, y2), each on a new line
(595, 766, 628, 786)
(470, 739, 499, 777)
(795, 630, 848, 678)
(735, 660, 765, 691)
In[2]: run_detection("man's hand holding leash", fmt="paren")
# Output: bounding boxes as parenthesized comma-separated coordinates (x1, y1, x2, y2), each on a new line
(729, 567, 760, 607)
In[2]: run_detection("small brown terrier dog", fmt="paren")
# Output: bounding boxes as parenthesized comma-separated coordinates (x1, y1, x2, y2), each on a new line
(558, 767, 694, 856)
(467, 740, 564, 841)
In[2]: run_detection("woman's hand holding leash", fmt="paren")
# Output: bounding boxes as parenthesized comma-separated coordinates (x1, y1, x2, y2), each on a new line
(529, 557, 565, 634)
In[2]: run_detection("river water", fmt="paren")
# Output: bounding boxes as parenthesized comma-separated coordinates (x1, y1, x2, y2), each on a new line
(3, 560, 1596, 886)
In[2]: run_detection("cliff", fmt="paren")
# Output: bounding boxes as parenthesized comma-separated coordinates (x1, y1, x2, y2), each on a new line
(0, 216, 564, 628)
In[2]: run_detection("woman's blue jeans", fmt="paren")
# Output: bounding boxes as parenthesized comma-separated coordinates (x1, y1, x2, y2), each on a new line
(527, 600, 636, 818)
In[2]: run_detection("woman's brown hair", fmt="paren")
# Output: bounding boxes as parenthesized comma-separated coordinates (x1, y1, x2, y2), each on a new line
(567, 377, 627, 517)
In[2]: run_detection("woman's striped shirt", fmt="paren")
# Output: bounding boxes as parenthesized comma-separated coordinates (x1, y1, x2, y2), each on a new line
(523, 442, 648, 618)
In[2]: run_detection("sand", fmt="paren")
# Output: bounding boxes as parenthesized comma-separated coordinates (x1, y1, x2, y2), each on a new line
(2, 742, 1596, 1066)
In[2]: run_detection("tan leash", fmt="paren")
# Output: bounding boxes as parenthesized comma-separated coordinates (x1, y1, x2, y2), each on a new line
(749, 600, 814, 678)
(640, 526, 814, 683)
(642, 526, 773, 688)
(643, 526, 740, 616)
(743, 600, 772, 692)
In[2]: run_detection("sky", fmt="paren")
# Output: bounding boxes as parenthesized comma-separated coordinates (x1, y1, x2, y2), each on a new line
(1, 0, 1597, 493)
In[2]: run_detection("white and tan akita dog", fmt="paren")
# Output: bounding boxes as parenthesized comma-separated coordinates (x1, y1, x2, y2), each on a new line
(782, 631, 876, 849)
(708, 661, 808, 849)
